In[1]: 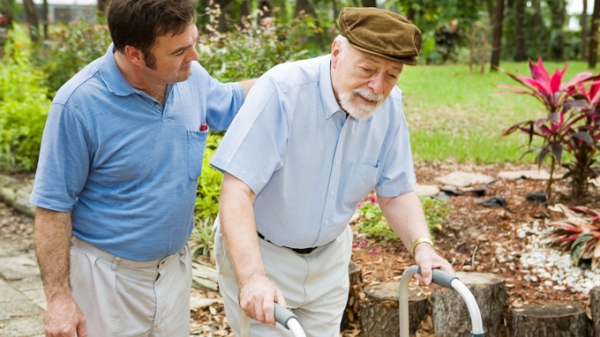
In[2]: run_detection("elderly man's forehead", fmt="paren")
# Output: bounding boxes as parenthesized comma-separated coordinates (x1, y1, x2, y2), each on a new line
(353, 48, 405, 71)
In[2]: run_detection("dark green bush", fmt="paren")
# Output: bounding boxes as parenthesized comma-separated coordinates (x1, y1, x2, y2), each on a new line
(0, 34, 51, 171)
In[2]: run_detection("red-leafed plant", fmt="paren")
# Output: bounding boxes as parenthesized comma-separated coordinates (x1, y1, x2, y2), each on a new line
(498, 58, 600, 200)
(544, 204, 600, 270)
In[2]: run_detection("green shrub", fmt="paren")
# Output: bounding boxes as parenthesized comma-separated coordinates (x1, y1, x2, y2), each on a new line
(197, 7, 317, 82)
(195, 133, 223, 223)
(190, 133, 223, 257)
(34, 20, 111, 96)
(0, 33, 51, 171)
(355, 195, 454, 240)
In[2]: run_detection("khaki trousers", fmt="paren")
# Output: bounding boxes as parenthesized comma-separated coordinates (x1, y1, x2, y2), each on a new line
(214, 222, 353, 337)
(69, 237, 192, 337)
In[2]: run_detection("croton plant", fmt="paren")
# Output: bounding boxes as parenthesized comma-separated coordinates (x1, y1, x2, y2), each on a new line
(544, 204, 600, 270)
(498, 59, 600, 200)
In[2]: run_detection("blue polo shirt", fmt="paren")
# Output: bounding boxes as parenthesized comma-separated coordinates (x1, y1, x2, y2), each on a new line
(30, 45, 245, 261)
(210, 55, 416, 249)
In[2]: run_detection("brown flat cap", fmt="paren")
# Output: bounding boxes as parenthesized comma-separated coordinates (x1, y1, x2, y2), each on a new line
(339, 7, 422, 65)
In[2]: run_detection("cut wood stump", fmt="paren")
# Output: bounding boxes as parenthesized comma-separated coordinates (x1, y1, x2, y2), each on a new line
(360, 282, 428, 337)
(511, 303, 587, 337)
(341, 261, 362, 331)
(431, 272, 506, 337)
(591, 287, 600, 337)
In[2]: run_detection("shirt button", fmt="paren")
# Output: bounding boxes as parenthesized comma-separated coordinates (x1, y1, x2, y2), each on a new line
(154, 102, 159, 107)
(336, 161, 340, 165)
(325, 220, 329, 225)
(330, 191, 334, 196)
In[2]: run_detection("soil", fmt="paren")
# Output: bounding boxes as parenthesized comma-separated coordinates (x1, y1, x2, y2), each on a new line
(190, 161, 600, 336)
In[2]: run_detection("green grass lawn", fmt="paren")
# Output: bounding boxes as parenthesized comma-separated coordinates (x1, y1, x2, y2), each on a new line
(399, 61, 595, 164)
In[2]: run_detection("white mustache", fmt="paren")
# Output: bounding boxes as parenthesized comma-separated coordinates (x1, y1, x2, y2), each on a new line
(352, 88, 384, 103)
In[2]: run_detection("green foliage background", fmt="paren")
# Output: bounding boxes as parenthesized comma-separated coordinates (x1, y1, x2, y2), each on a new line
(0, 32, 50, 170)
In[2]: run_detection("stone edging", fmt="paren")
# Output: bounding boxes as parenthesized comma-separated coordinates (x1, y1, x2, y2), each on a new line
(0, 174, 35, 218)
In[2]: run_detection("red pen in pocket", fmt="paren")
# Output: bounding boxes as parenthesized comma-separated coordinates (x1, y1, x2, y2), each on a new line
(200, 123, 208, 132)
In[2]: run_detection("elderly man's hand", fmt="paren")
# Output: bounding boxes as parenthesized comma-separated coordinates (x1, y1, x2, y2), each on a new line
(238, 274, 287, 328)
(413, 244, 454, 287)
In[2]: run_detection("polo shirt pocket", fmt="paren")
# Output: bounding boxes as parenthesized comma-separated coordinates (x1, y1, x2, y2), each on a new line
(343, 162, 379, 204)
(187, 129, 208, 180)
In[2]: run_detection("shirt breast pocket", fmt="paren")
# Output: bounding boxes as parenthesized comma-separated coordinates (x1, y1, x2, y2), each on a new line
(188, 130, 208, 180)
(343, 162, 379, 204)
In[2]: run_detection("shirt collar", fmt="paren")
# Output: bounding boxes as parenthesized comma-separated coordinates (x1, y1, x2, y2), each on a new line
(98, 43, 138, 97)
(319, 54, 343, 119)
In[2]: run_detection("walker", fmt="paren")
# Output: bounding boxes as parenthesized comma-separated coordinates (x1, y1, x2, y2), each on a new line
(241, 266, 485, 337)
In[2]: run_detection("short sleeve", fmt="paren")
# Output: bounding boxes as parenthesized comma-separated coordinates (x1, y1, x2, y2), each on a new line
(374, 116, 416, 197)
(29, 103, 91, 212)
(196, 65, 245, 131)
(210, 77, 289, 195)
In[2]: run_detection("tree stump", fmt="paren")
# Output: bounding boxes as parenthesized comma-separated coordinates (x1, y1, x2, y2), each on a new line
(341, 261, 362, 331)
(431, 272, 506, 337)
(511, 303, 587, 337)
(360, 282, 428, 337)
(591, 287, 600, 337)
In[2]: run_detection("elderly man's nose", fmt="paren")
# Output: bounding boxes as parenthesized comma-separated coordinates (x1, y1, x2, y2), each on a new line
(369, 77, 385, 95)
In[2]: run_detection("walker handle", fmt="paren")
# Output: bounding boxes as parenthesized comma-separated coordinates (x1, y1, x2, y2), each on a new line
(274, 303, 297, 329)
(417, 267, 459, 289)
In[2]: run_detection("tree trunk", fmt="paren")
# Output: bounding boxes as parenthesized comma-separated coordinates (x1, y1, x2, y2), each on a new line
(511, 303, 588, 337)
(513, 0, 527, 61)
(361, 0, 376, 7)
(590, 0, 600, 68)
(97, 0, 111, 17)
(360, 282, 428, 337)
(527, 0, 548, 59)
(257, 0, 273, 19)
(42, 0, 48, 39)
(22, 0, 39, 43)
(238, 0, 251, 23)
(213, 0, 234, 32)
(547, 0, 566, 60)
(582, 0, 589, 61)
(407, 7, 416, 22)
(490, 0, 504, 72)
(293, 0, 323, 48)
(340, 261, 362, 331)
(431, 272, 507, 337)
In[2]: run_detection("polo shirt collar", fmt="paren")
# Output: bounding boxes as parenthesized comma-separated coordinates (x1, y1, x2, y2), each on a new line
(319, 55, 343, 119)
(98, 43, 138, 96)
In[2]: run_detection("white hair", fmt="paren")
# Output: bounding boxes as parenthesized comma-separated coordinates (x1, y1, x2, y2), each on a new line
(334, 35, 351, 56)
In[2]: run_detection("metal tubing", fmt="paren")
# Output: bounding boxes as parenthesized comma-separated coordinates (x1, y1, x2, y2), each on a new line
(399, 265, 419, 337)
(287, 319, 307, 337)
(451, 280, 485, 335)
(399, 266, 485, 337)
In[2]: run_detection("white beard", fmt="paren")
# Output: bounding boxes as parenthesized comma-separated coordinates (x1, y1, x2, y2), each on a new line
(339, 87, 384, 119)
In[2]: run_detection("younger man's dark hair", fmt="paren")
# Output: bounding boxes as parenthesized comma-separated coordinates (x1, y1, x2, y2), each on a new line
(108, 0, 197, 69)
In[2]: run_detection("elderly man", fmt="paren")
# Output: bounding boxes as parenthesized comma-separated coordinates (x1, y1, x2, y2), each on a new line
(210, 7, 453, 336)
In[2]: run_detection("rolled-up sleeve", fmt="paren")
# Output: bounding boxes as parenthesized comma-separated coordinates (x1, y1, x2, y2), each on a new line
(30, 103, 91, 212)
(199, 65, 245, 131)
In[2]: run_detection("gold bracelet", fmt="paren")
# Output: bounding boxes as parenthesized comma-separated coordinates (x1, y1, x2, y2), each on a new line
(411, 237, 433, 256)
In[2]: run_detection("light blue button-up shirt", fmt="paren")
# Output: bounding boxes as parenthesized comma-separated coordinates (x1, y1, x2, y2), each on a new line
(211, 55, 415, 249)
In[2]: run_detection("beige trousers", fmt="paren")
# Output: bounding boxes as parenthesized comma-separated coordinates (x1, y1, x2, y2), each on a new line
(214, 222, 353, 337)
(69, 237, 192, 337)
